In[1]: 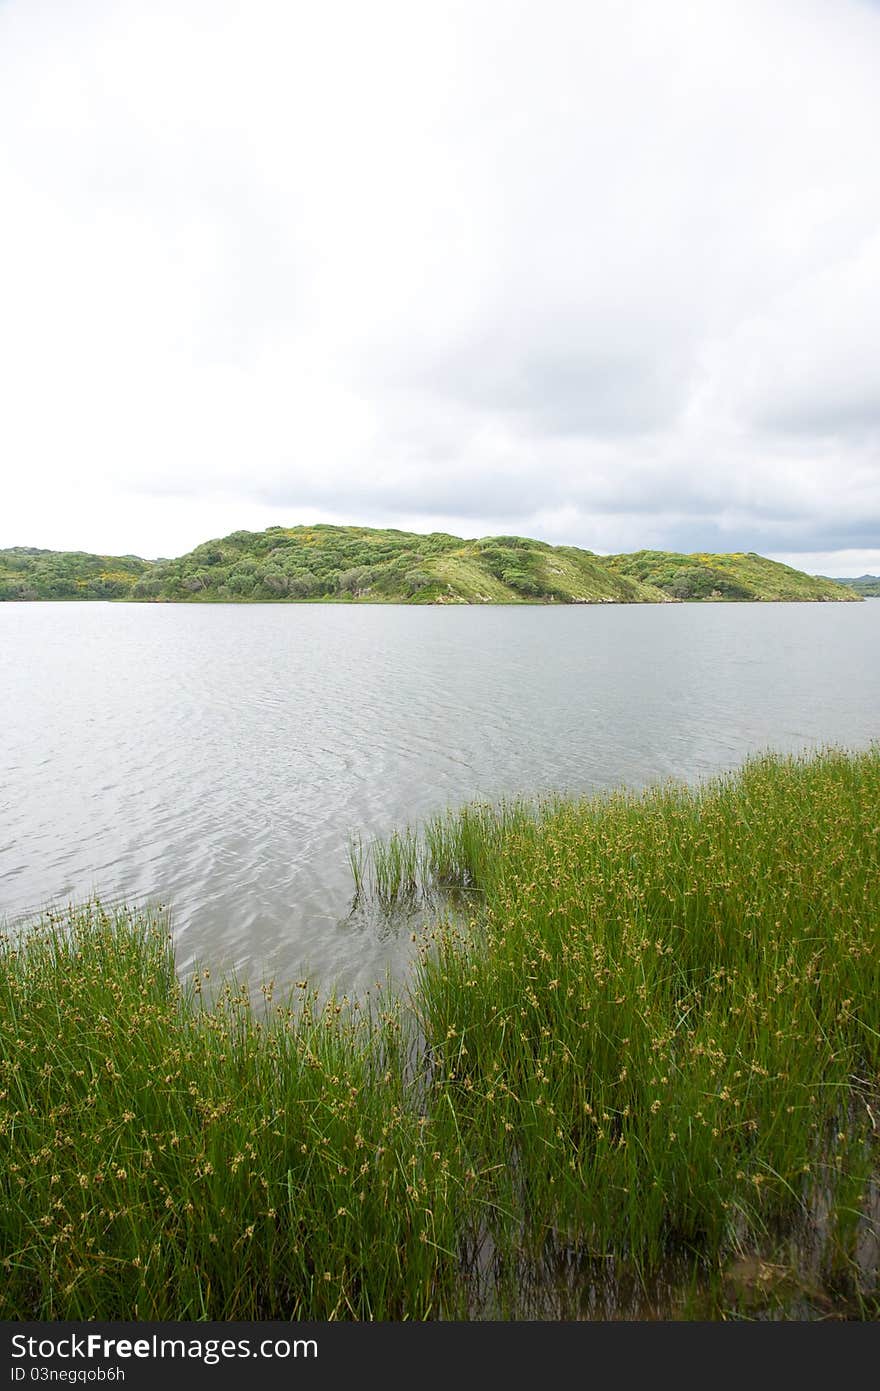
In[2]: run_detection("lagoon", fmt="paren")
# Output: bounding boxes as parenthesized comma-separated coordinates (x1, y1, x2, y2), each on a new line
(1, 599, 877, 993)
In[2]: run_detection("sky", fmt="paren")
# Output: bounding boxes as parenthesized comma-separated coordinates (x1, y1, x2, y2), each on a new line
(1, 0, 879, 575)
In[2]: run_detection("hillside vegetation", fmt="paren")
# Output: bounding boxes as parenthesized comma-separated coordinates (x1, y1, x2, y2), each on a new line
(1, 526, 859, 603)
(0, 546, 150, 601)
(826, 575, 880, 597)
(605, 549, 861, 602)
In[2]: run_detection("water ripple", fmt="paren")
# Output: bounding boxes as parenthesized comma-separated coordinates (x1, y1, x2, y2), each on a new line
(1, 600, 878, 995)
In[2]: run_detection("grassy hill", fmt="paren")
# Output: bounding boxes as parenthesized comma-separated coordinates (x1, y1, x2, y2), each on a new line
(0, 526, 860, 603)
(605, 549, 861, 602)
(128, 526, 670, 605)
(0, 546, 151, 601)
(825, 575, 880, 597)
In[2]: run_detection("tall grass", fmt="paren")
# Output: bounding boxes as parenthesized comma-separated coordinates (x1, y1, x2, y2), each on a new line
(353, 801, 529, 908)
(2, 747, 878, 1319)
(411, 747, 880, 1299)
(0, 906, 473, 1319)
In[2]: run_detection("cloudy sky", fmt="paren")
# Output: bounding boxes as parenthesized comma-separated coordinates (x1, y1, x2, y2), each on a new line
(1, 0, 879, 574)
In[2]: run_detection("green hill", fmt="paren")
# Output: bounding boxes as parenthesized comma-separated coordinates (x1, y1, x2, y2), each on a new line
(824, 575, 880, 597)
(604, 549, 862, 602)
(127, 526, 669, 605)
(0, 527, 860, 604)
(0, 546, 151, 601)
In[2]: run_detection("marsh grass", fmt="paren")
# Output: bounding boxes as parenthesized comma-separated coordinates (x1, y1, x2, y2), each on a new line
(0, 905, 476, 1320)
(410, 746, 880, 1312)
(354, 801, 529, 908)
(2, 747, 878, 1319)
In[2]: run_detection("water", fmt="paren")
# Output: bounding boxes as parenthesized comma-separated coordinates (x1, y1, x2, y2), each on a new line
(1, 600, 877, 994)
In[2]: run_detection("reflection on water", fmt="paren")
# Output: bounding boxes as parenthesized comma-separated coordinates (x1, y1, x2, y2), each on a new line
(1, 600, 878, 995)
(448, 1106, 880, 1319)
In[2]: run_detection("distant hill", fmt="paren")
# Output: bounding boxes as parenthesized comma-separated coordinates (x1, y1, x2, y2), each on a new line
(0, 546, 151, 601)
(604, 549, 863, 603)
(824, 575, 880, 597)
(0, 527, 861, 604)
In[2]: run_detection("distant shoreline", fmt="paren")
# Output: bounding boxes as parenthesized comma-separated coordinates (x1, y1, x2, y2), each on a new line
(0, 594, 862, 606)
(0, 524, 861, 605)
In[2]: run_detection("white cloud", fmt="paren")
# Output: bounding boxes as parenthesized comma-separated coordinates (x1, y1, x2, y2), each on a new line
(769, 549, 880, 579)
(1, 0, 879, 571)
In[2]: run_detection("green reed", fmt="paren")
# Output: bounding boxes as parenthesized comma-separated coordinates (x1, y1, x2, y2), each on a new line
(411, 746, 880, 1302)
(0, 905, 475, 1320)
(2, 746, 878, 1319)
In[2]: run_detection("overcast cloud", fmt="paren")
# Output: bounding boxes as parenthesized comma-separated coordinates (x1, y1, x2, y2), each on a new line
(1, 0, 879, 574)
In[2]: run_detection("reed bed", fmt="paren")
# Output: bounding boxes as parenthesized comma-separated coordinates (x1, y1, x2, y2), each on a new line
(411, 746, 880, 1311)
(0, 907, 472, 1320)
(2, 746, 878, 1319)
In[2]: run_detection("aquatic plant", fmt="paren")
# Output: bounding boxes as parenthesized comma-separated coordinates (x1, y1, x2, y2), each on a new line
(1, 747, 877, 1319)
(409, 746, 880, 1303)
(0, 905, 470, 1319)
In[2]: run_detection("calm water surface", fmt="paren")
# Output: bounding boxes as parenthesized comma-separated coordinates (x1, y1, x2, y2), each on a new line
(1, 601, 877, 994)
